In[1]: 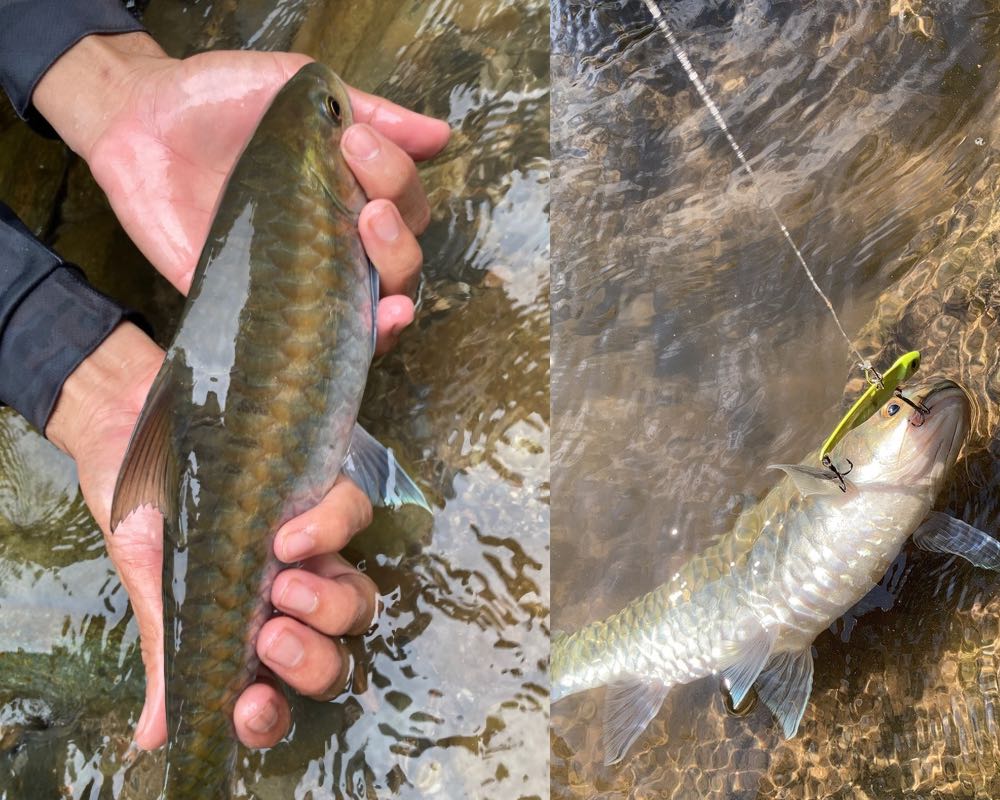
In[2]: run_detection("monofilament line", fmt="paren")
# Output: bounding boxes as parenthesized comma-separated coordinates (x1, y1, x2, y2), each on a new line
(640, 0, 869, 370)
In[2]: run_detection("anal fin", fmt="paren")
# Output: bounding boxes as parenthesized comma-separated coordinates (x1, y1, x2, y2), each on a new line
(109, 360, 180, 531)
(343, 424, 431, 513)
(755, 648, 814, 738)
(602, 679, 670, 766)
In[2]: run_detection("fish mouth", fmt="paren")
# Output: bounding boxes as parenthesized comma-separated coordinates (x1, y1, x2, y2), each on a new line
(908, 379, 969, 423)
(901, 378, 971, 472)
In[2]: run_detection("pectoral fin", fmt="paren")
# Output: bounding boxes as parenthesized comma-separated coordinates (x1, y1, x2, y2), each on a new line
(755, 649, 814, 739)
(109, 360, 180, 532)
(769, 464, 851, 497)
(912, 511, 1000, 570)
(720, 625, 776, 708)
(343, 424, 432, 513)
(602, 680, 670, 766)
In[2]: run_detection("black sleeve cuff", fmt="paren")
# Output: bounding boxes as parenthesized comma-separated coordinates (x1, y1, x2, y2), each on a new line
(0, 205, 150, 434)
(0, 0, 145, 124)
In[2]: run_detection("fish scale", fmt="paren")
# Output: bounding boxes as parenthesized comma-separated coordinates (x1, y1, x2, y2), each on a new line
(108, 64, 402, 799)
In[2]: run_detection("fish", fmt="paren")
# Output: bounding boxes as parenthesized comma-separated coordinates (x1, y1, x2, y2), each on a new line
(550, 378, 1000, 765)
(109, 63, 430, 798)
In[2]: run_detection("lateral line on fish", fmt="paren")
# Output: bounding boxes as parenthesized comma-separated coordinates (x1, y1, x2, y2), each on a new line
(639, 0, 868, 371)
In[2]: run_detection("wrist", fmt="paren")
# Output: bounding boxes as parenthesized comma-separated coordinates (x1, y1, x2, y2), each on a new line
(46, 322, 163, 459)
(32, 32, 171, 160)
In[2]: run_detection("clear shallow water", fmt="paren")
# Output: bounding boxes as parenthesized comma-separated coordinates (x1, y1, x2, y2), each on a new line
(0, 411, 142, 799)
(0, 1, 548, 797)
(552, 1, 1000, 797)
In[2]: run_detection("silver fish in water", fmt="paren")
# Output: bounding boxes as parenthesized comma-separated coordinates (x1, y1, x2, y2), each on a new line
(552, 379, 1000, 764)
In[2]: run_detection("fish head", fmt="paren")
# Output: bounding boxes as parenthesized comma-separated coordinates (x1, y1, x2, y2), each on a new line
(836, 378, 970, 490)
(274, 62, 368, 219)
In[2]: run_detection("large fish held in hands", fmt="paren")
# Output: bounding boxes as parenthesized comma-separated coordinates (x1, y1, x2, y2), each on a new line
(552, 378, 1000, 764)
(110, 63, 430, 798)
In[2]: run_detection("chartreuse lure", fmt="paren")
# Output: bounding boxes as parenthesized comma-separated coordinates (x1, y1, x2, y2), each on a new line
(819, 351, 922, 463)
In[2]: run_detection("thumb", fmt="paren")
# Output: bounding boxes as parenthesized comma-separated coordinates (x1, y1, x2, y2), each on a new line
(103, 507, 168, 749)
(135, 641, 167, 749)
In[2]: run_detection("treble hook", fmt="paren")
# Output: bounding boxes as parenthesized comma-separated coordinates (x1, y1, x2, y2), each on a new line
(893, 387, 930, 419)
(822, 455, 853, 492)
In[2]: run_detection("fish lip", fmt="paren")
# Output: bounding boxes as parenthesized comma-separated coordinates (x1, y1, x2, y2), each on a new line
(895, 379, 965, 430)
(917, 379, 969, 417)
(910, 378, 971, 467)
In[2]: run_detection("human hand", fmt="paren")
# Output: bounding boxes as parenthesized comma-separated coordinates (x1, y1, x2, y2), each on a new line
(46, 323, 382, 749)
(33, 33, 450, 354)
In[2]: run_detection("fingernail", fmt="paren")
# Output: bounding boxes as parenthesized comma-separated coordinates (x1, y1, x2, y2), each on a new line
(343, 124, 379, 160)
(267, 630, 305, 669)
(371, 204, 400, 242)
(279, 579, 319, 615)
(279, 529, 314, 562)
(245, 700, 279, 734)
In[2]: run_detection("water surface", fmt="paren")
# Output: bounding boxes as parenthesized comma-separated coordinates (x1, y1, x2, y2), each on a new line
(552, 1, 1000, 797)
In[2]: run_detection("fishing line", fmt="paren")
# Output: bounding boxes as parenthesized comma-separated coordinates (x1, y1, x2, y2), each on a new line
(639, 0, 870, 373)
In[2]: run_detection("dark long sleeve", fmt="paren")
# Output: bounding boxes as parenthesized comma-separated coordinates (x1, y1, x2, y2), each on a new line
(0, 0, 144, 121)
(0, 2, 150, 432)
(0, 204, 147, 432)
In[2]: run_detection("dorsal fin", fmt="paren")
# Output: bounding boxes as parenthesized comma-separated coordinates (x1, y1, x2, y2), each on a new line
(109, 360, 181, 531)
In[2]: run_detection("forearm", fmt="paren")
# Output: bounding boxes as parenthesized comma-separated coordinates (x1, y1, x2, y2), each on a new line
(45, 321, 162, 458)
(0, 0, 148, 136)
(0, 202, 149, 433)
(33, 31, 170, 160)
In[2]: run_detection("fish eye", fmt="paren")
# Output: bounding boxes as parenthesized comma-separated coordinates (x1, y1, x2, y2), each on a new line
(887, 402, 901, 417)
(325, 96, 341, 122)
